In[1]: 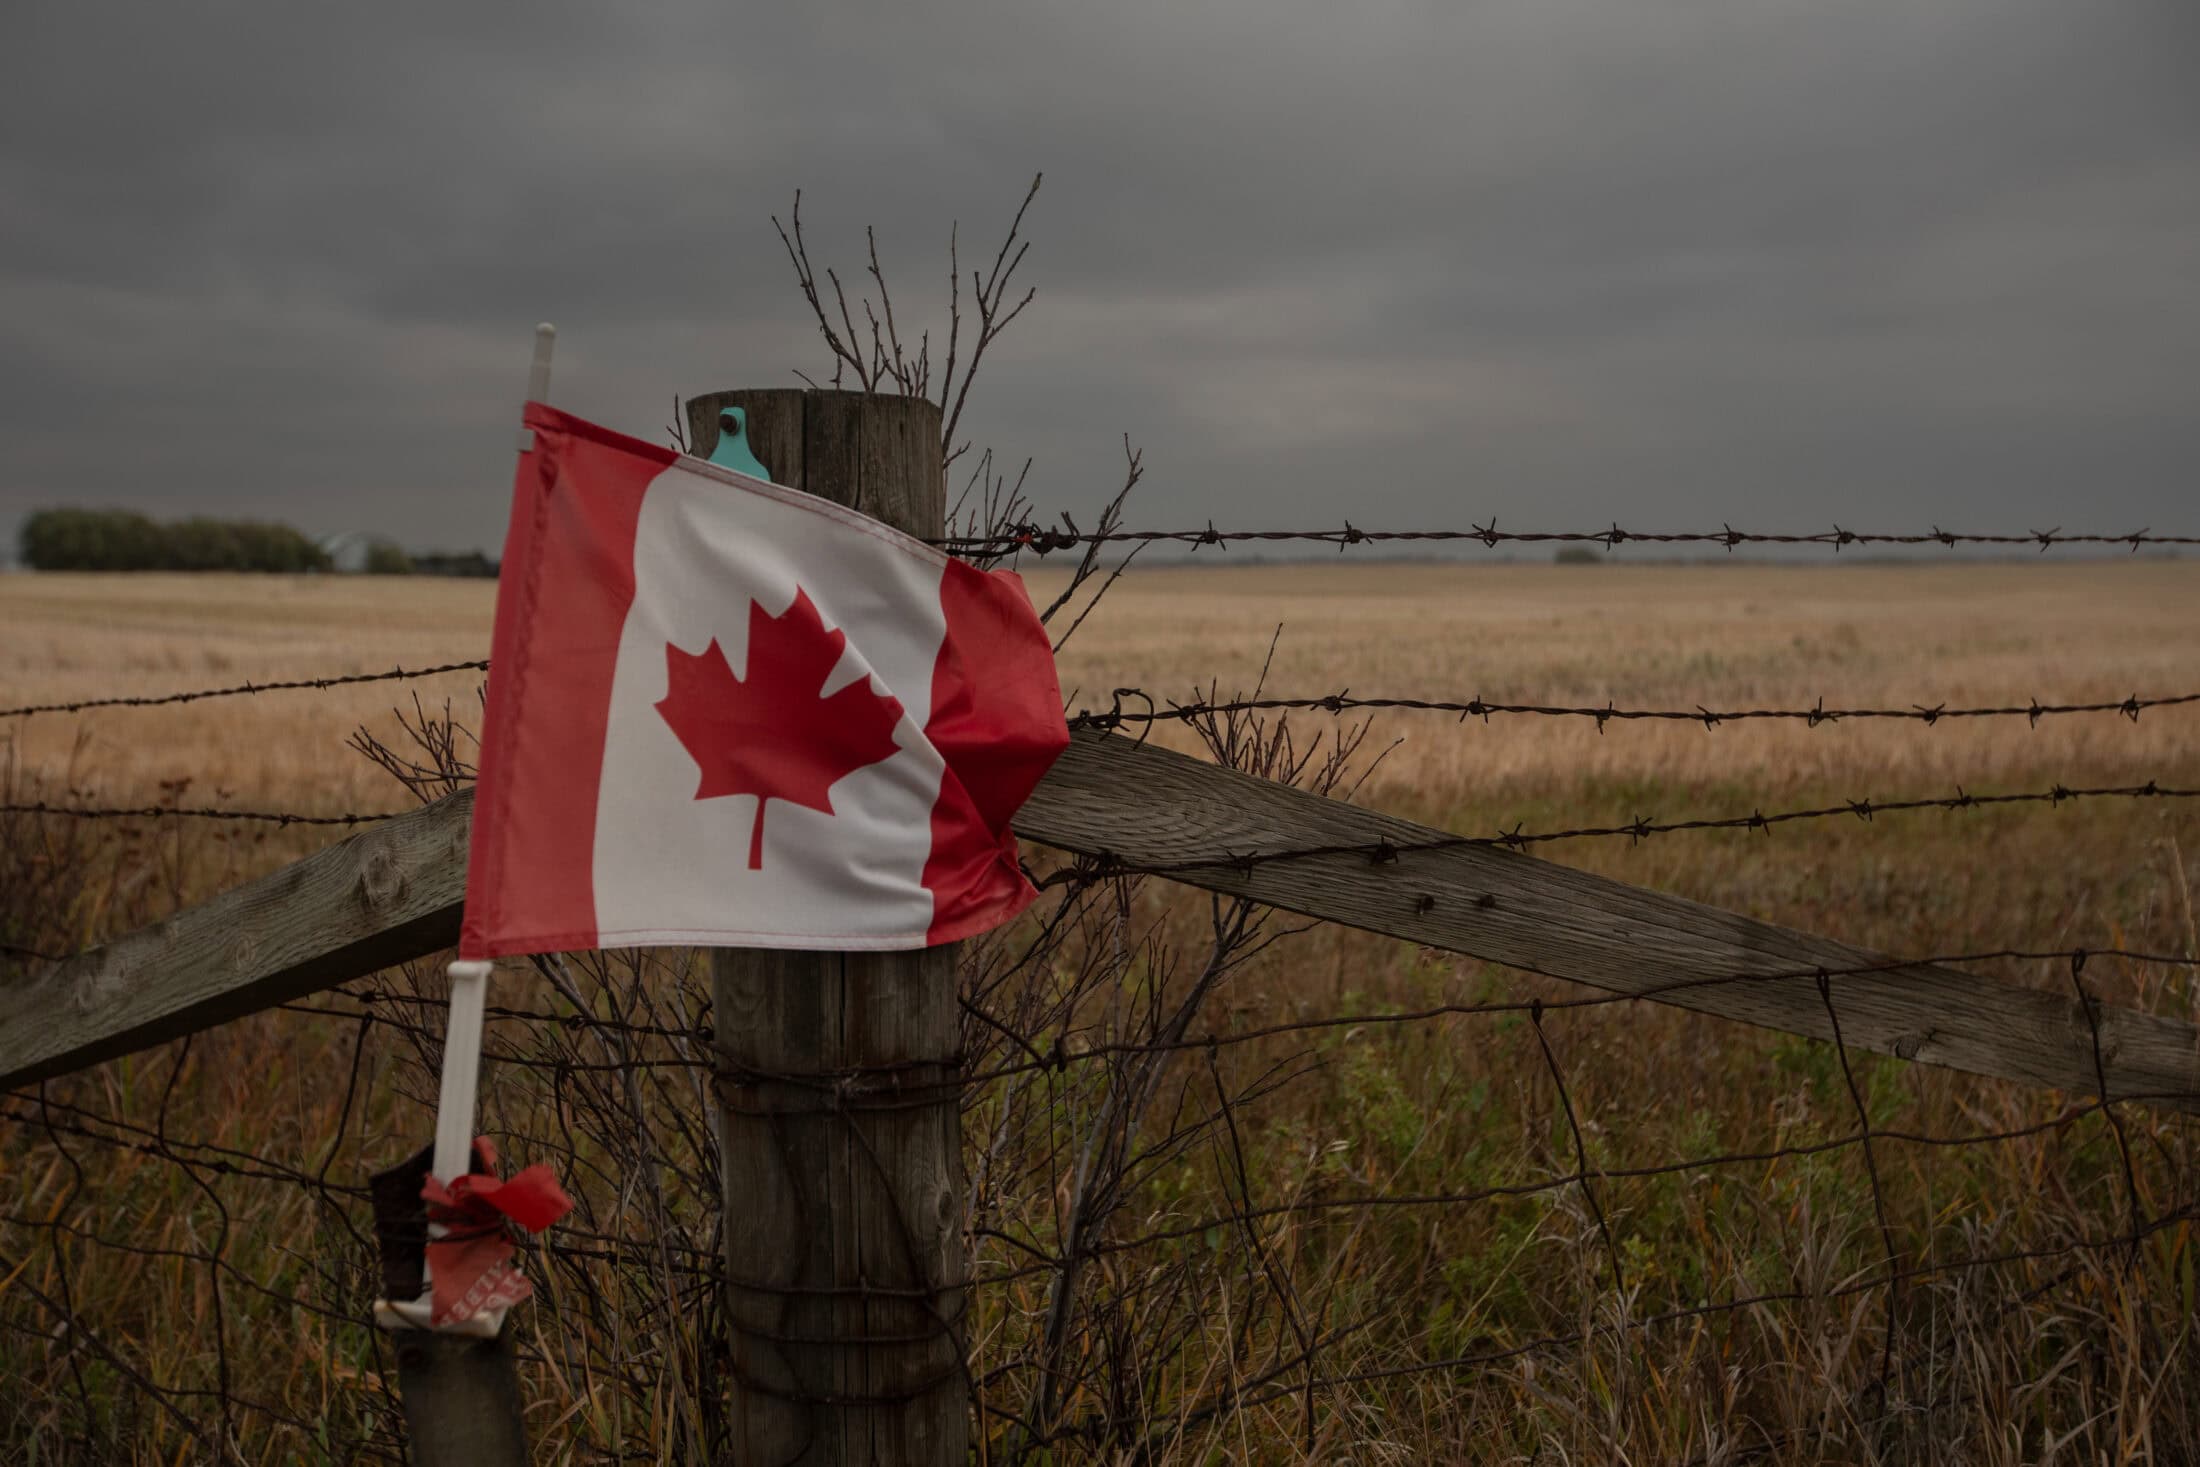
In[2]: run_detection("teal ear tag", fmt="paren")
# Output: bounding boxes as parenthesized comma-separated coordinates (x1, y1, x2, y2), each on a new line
(706, 406, 774, 483)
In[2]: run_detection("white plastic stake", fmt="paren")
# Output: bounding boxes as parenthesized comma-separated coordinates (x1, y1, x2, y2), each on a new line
(374, 955, 502, 1334)
(518, 322, 556, 452)
(526, 322, 556, 403)
(432, 959, 494, 1184)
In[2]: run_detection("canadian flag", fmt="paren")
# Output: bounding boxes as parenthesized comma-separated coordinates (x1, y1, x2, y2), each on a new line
(458, 404, 1068, 957)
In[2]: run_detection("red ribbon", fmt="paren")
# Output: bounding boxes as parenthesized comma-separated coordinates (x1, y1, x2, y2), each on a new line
(420, 1137, 573, 1328)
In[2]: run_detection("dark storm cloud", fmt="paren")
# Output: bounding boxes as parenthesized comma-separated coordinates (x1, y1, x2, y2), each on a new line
(1, 1, 2194, 552)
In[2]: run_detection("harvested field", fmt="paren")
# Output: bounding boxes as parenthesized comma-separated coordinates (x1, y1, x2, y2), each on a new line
(3, 558, 2198, 1463)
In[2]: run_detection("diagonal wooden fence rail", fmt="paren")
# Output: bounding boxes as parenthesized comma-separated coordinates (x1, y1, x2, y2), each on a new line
(7, 729, 2196, 1112)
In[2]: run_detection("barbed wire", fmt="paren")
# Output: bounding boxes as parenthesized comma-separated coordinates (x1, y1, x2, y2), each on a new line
(0, 800, 399, 828)
(7, 776, 2192, 866)
(1070, 688, 2200, 733)
(0, 659, 489, 721)
(12, 654, 2196, 747)
(943, 520, 2200, 557)
(1041, 778, 2200, 886)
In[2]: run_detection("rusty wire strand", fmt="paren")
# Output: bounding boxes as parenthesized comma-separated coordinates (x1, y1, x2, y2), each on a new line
(2066, 949, 2149, 1271)
(1816, 969, 1903, 1396)
(1068, 688, 2200, 733)
(942, 521, 2200, 558)
(11, 658, 2193, 739)
(0, 659, 489, 721)
(10, 775, 2190, 854)
(0, 801, 401, 827)
(1041, 778, 2200, 886)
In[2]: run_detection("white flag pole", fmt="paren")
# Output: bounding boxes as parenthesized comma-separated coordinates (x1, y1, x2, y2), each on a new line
(518, 322, 555, 452)
(527, 321, 556, 401)
(431, 959, 495, 1186)
(377, 325, 557, 1339)
(431, 324, 553, 1190)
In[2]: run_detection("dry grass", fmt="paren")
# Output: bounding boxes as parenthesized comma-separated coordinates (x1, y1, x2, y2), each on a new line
(3, 559, 2199, 1463)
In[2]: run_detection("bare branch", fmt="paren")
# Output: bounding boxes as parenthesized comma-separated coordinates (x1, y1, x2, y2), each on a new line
(1042, 435, 1144, 626)
(772, 190, 869, 390)
(940, 174, 1042, 462)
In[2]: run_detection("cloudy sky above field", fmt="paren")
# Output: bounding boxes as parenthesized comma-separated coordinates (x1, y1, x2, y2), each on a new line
(1, 1, 2194, 555)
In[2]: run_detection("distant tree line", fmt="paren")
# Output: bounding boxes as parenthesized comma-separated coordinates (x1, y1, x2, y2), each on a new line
(352, 542, 501, 577)
(364, 540, 413, 575)
(16, 509, 497, 576)
(409, 549, 499, 578)
(19, 509, 331, 572)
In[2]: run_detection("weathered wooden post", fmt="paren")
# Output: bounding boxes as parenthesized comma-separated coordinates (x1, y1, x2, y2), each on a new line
(686, 389, 967, 1465)
(370, 1143, 530, 1466)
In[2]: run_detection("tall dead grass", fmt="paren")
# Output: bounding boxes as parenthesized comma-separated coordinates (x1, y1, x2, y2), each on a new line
(3, 560, 2198, 1463)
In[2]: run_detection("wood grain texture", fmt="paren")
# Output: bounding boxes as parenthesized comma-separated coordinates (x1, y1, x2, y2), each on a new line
(1021, 733, 2200, 1115)
(0, 789, 470, 1090)
(705, 388, 967, 1467)
(685, 387, 805, 472)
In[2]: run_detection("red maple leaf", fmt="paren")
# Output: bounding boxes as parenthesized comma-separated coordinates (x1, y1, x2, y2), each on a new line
(654, 587, 906, 870)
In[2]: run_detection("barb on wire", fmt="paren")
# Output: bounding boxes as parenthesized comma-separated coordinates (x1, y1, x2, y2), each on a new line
(941, 521, 2199, 558)
(0, 659, 490, 721)
(1067, 688, 2200, 734)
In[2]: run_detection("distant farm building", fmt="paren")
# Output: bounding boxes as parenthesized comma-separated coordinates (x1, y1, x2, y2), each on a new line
(318, 531, 374, 573)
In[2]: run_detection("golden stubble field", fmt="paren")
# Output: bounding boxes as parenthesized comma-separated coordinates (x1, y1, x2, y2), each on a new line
(4, 558, 2199, 1463)
(8, 557, 2198, 814)
(7, 560, 2197, 950)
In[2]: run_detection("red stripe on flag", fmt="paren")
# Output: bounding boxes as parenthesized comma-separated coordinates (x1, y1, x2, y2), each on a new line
(460, 405, 675, 957)
(920, 560, 1070, 945)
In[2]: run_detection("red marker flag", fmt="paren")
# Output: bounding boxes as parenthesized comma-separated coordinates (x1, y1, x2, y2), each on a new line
(460, 405, 1068, 957)
(421, 1137, 572, 1328)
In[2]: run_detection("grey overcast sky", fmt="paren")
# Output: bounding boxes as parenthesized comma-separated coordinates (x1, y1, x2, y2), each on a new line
(2, 1, 2194, 555)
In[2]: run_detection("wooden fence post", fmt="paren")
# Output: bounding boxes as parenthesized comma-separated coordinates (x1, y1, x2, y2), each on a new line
(369, 1141, 531, 1465)
(687, 389, 968, 1465)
